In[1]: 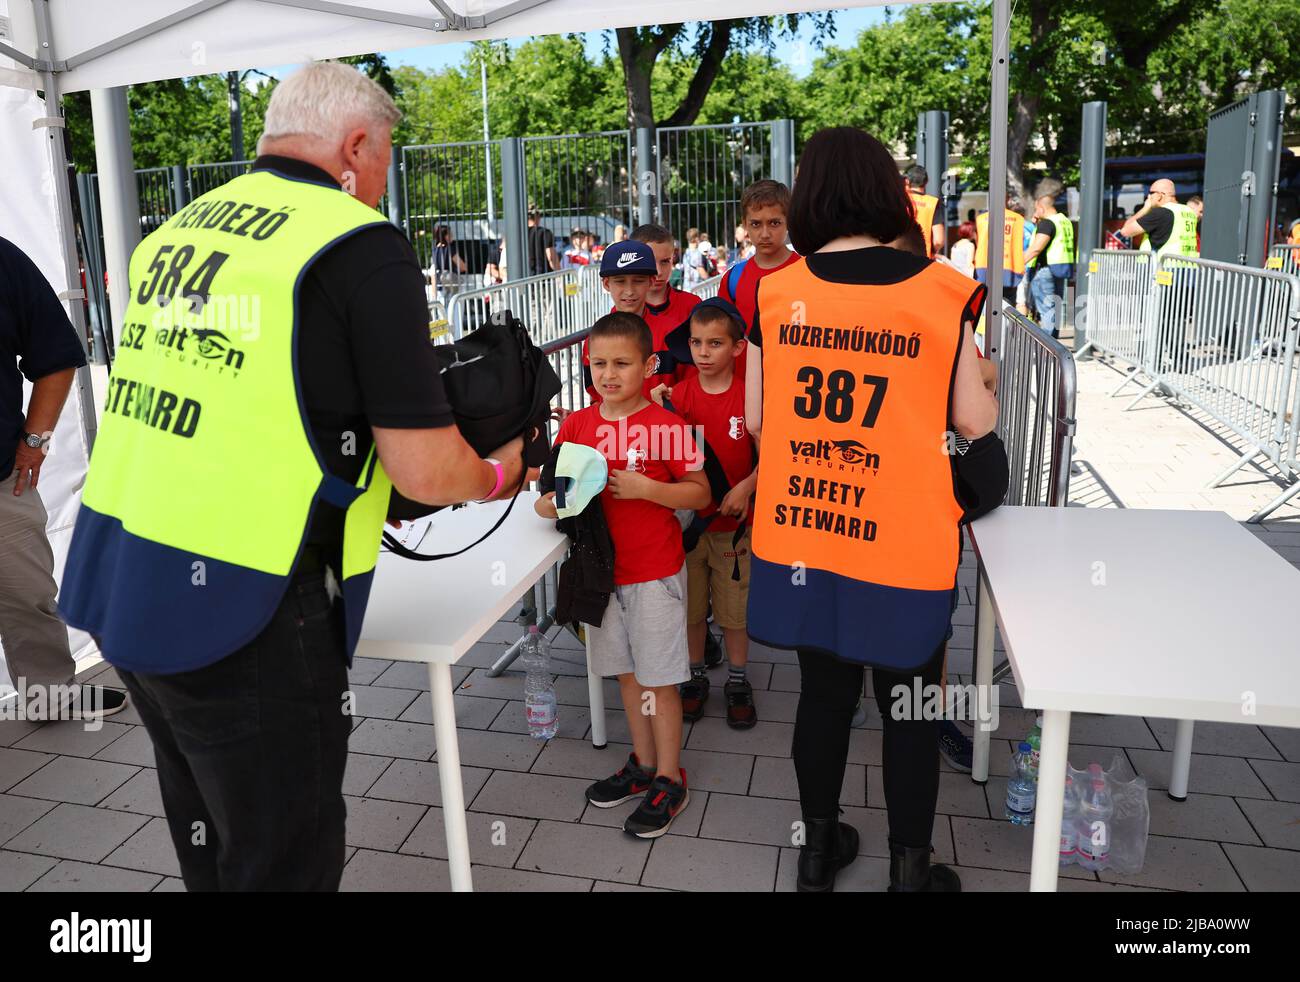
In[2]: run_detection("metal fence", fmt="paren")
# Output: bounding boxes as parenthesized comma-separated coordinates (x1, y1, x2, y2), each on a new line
(523, 132, 635, 240)
(1269, 243, 1300, 278)
(1082, 249, 1300, 520)
(657, 122, 776, 259)
(997, 305, 1078, 508)
(186, 160, 252, 198)
(402, 140, 502, 272)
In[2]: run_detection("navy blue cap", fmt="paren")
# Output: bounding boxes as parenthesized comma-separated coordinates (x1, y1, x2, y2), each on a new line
(600, 240, 657, 277)
(664, 296, 747, 366)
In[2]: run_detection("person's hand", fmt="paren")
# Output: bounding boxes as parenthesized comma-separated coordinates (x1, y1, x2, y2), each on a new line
(650, 383, 672, 407)
(1141, 192, 1160, 214)
(719, 483, 752, 519)
(11, 439, 48, 496)
(535, 491, 558, 520)
(607, 468, 653, 501)
(551, 405, 573, 423)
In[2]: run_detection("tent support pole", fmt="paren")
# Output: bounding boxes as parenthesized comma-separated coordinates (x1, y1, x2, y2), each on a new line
(986, 0, 1010, 368)
(89, 86, 141, 352)
(31, 1, 98, 452)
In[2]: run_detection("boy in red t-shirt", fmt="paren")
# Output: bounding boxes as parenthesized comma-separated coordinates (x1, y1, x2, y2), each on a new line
(653, 299, 759, 729)
(537, 312, 710, 838)
(582, 232, 700, 403)
(720, 180, 801, 384)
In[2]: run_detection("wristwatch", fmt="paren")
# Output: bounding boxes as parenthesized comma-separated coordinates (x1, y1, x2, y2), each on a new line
(20, 431, 49, 450)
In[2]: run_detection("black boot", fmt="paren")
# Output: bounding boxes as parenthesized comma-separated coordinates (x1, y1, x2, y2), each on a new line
(887, 840, 961, 892)
(796, 817, 860, 892)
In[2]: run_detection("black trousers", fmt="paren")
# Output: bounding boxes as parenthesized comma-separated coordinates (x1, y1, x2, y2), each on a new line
(118, 563, 351, 891)
(793, 643, 946, 850)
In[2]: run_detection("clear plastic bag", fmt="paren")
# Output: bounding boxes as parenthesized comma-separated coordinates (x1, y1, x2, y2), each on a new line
(1059, 753, 1149, 875)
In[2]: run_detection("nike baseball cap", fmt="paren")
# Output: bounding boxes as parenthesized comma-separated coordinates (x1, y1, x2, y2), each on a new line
(553, 442, 609, 518)
(600, 241, 657, 277)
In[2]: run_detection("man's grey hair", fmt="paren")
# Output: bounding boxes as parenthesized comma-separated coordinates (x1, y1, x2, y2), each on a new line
(1034, 179, 1064, 202)
(258, 61, 400, 152)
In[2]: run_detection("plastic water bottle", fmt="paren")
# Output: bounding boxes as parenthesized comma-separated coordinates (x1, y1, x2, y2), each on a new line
(1059, 776, 1080, 867)
(522, 625, 558, 739)
(1004, 742, 1037, 825)
(1026, 715, 1043, 780)
(1075, 764, 1114, 871)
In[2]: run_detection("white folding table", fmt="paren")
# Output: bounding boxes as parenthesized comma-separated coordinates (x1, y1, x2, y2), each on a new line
(967, 506, 1300, 891)
(356, 491, 599, 892)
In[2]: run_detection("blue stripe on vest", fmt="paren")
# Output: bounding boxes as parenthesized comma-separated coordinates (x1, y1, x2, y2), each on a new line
(745, 555, 956, 671)
(58, 505, 286, 674)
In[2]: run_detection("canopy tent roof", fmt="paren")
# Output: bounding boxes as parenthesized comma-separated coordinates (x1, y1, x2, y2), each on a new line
(1, 0, 962, 92)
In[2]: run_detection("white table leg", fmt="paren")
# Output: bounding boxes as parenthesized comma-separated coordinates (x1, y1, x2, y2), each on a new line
(586, 633, 607, 749)
(429, 662, 473, 892)
(1030, 708, 1071, 892)
(1169, 719, 1194, 801)
(971, 568, 995, 785)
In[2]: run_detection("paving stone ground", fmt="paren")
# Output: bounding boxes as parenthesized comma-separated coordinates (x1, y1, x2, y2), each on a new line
(1, 354, 1297, 892)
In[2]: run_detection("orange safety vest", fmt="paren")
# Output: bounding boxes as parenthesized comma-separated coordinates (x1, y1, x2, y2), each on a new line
(974, 210, 1026, 286)
(747, 257, 975, 669)
(909, 191, 939, 258)
(1290, 224, 1300, 246)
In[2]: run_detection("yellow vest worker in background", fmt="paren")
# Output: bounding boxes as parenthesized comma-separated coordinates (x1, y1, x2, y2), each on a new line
(1022, 180, 1076, 339)
(745, 127, 998, 893)
(1121, 178, 1199, 263)
(904, 164, 945, 258)
(58, 63, 535, 892)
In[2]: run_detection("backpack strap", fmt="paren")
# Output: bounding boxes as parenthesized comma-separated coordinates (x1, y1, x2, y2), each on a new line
(724, 258, 748, 303)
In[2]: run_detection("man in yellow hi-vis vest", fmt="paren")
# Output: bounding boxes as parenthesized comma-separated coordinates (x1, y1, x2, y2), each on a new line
(1023, 180, 1076, 338)
(58, 63, 535, 892)
(1120, 178, 1199, 262)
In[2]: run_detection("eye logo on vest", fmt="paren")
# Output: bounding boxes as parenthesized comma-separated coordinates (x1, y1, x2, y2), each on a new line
(154, 325, 246, 375)
(728, 416, 745, 440)
(789, 437, 881, 474)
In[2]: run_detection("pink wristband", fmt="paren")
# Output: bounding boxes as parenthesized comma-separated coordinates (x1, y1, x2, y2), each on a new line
(476, 457, 505, 503)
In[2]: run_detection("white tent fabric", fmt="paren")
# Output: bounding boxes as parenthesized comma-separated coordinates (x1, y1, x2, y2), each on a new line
(5, 0, 922, 93)
(0, 76, 101, 694)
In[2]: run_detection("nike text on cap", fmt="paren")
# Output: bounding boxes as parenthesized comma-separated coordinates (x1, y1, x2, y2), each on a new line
(600, 241, 657, 277)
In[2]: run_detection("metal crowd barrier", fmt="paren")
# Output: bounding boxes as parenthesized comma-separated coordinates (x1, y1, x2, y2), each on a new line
(1076, 250, 1155, 394)
(998, 305, 1078, 507)
(444, 265, 606, 344)
(1080, 250, 1300, 521)
(978, 305, 1078, 686)
(1268, 243, 1299, 279)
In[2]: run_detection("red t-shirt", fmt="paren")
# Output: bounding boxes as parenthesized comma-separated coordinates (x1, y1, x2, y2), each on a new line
(719, 250, 801, 380)
(583, 287, 701, 402)
(554, 401, 697, 585)
(670, 373, 754, 533)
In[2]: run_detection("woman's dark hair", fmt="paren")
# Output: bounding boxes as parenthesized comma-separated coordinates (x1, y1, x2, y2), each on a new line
(433, 224, 454, 246)
(788, 127, 915, 255)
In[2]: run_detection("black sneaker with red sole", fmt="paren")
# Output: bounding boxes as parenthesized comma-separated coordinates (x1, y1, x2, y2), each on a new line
(585, 753, 655, 808)
(623, 771, 690, 838)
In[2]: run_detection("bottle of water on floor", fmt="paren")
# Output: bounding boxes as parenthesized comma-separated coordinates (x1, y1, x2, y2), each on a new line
(522, 625, 558, 739)
(1076, 763, 1113, 871)
(1005, 742, 1037, 825)
(1059, 776, 1080, 867)
(1026, 715, 1043, 780)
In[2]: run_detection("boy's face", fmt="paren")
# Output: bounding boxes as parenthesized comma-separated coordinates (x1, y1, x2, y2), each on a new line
(589, 334, 653, 403)
(746, 204, 788, 260)
(689, 316, 745, 378)
(602, 274, 653, 313)
(647, 240, 675, 293)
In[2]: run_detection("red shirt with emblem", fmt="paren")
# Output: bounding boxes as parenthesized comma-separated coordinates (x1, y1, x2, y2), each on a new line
(554, 401, 698, 585)
(669, 372, 754, 534)
(583, 287, 702, 402)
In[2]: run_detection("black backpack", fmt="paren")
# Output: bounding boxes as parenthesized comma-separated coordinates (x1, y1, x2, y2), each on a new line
(383, 309, 562, 560)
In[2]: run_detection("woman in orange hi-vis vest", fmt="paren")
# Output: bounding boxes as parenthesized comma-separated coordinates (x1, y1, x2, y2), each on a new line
(744, 128, 998, 894)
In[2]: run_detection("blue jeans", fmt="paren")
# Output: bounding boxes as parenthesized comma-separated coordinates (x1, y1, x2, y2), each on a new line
(1030, 266, 1066, 337)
